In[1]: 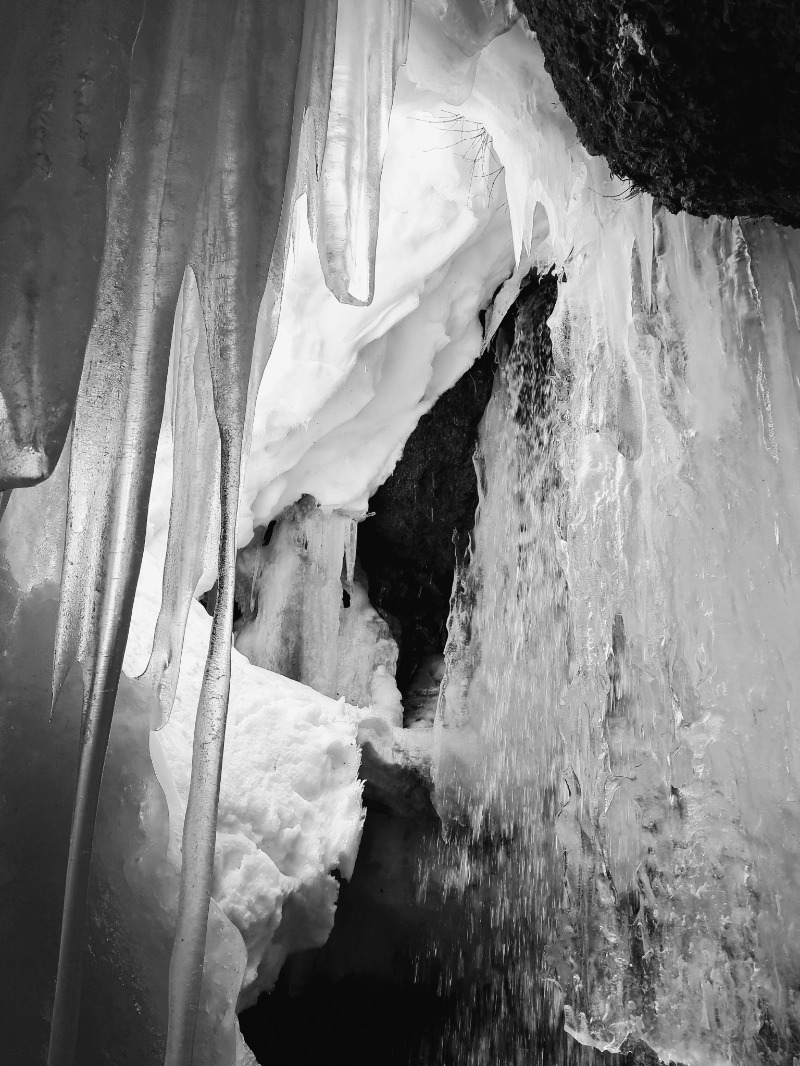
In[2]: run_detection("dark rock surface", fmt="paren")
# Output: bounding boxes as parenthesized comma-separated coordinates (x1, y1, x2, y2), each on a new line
(519, 0, 800, 226)
(357, 341, 496, 691)
(357, 271, 560, 695)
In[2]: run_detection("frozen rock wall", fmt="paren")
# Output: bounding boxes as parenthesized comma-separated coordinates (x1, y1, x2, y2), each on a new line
(432, 24, 800, 1063)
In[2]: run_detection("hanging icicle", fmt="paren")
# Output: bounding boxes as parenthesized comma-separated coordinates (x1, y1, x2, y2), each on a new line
(163, 1, 312, 1059)
(141, 270, 221, 730)
(0, 0, 146, 488)
(45, 1, 338, 1062)
(316, 0, 412, 305)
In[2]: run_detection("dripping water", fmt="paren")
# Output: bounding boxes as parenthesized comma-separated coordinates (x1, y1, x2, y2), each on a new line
(423, 273, 573, 1065)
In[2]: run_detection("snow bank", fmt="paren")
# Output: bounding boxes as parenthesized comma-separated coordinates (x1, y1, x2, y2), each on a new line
(125, 552, 364, 1007)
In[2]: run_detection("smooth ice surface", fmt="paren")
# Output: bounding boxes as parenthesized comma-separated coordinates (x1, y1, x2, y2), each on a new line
(41, 1, 314, 1057)
(316, 0, 411, 305)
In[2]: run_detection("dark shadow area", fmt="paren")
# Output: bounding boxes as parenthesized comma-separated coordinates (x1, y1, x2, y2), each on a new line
(356, 345, 496, 692)
(356, 271, 557, 697)
(238, 810, 678, 1066)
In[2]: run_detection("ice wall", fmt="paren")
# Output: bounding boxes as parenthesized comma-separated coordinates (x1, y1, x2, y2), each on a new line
(432, 24, 800, 1066)
(549, 213, 800, 1063)
(234, 498, 402, 718)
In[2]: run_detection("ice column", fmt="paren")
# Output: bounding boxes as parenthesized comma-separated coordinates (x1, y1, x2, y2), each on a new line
(0, 0, 145, 487)
(235, 500, 357, 700)
(32, 1, 328, 1062)
(316, 0, 412, 305)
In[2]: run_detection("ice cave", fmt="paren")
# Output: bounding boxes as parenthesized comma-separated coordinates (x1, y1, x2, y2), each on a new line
(2, 1, 800, 1064)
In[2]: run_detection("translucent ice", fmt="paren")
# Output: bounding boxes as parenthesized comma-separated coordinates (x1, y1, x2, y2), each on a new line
(38, 1, 317, 1061)
(0, 0, 145, 488)
(316, 0, 411, 305)
(431, 25, 800, 1063)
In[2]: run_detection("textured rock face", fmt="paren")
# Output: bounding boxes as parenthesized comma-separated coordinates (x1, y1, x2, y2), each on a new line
(519, 0, 800, 225)
(357, 345, 496, 689)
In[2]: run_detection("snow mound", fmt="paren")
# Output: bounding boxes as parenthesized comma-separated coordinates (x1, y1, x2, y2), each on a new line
(124, 552, 365, 1007)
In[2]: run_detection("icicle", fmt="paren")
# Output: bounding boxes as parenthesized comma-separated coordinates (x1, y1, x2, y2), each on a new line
(298, 0, 339, 243)
(302, 508, 352, 696)
(235, 501, 352, 699)
(0, 0, 145, 489)
(47, 3, 247, 1062)
(141, 269, 221, 729)
(164, 3, 332, 1061)
(344, 516, 358, 590)
(142, 0, 338, 734)
(316, 0, 411, 305)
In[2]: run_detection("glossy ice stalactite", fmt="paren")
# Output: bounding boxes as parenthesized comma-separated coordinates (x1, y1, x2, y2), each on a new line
(295, 0, 339, 246)
(48, 3, 237, 1058)
(142, 271, 221, 730)
(45, 0, 315, 1062)
(145, 0, 340, 731)
(316, 0, 412, 306)
(0, 0, 146, 489)
(166, 1, 337, 1060)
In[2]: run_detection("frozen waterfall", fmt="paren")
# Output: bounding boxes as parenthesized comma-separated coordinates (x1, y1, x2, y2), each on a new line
(1, 2, 799, 1065)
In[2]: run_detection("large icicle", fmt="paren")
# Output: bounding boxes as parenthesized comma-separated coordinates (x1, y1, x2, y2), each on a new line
(141, 271, 221, 729)
(143, 0, 339, 732)
(0, 0, 145, 488)
(45, 0, 320, 1061)
(165, 3, 337, 1061)
(47, 0, 234, 1055)
(316, 0, 412, 305)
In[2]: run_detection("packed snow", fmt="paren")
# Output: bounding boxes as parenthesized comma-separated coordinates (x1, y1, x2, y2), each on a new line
(125, 550, 365, 1007)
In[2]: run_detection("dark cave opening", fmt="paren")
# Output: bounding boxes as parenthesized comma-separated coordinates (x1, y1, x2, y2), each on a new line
(355, 271, 560, 706)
